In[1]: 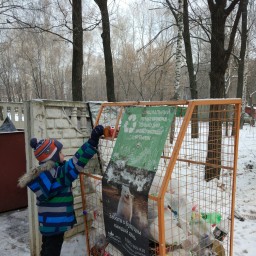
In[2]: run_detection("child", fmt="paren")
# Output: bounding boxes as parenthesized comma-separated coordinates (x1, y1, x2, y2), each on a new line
(18, 125, 104, 256)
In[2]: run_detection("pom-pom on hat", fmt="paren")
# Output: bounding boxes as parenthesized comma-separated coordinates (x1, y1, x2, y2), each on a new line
(30, 138, 63, 163)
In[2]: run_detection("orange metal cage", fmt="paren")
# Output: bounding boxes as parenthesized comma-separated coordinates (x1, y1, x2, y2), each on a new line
(79, 99, 241, 256)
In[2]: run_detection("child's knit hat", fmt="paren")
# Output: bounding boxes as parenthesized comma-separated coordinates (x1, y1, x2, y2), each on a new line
(30, 138, 63, 163)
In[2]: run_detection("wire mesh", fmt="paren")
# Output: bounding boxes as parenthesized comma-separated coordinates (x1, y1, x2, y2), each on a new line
(80, 99, 240, 256)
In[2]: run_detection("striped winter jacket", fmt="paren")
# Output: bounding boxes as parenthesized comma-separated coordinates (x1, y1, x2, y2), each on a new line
(18, 142, 97, 236)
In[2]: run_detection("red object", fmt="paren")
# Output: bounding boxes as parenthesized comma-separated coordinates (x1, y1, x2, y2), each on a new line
(109, 127, 117, 137)
(192, 205, 198, 211)
(104, 126, 119, 138)
(0, 132, 27, 212)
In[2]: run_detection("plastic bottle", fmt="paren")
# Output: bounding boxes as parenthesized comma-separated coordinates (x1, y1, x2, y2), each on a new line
(181, 234, 199, 251)
(201, 212, 221, 225)
(213, 219, 229, 241)
(190, 207, 215, 248)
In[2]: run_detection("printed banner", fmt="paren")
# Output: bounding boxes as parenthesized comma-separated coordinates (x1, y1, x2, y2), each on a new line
(102, 106, 176, 256)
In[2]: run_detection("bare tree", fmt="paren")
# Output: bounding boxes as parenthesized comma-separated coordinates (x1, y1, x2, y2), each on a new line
(205, 0, 243, 181)
(236, 0, 249, 127)
(183, 0, 198, 138)
(72, 0, 83, 101)
(0, 49, 15, 101)
(166, 0, 184, 100)
(94, 0, 116, 102)
(0, 0, 100, 101)
(183, 0, 197, 100)
(112, 3, 175, 101)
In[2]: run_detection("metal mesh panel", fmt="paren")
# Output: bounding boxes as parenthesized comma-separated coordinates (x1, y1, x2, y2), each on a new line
(80, 99, 240, 256)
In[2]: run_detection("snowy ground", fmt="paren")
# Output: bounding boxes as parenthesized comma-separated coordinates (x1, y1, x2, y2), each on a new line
(0, 125, 255, 256)
(232, 125, 256, 256)
(0, 207, 87, 256)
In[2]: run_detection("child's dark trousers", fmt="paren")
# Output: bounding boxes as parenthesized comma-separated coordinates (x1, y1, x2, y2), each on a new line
(40, 233, 64, 256)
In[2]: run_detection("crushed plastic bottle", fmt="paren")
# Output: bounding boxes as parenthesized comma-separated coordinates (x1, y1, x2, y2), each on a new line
(166, 179, 193, 224)
(213, 219, 229, 241)
(181, 234, 199, 251)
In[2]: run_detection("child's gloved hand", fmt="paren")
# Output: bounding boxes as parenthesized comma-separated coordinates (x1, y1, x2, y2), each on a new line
(88, 125, 104, 147)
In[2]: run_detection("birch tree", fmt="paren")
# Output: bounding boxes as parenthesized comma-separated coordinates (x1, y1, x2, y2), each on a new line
(166, 0, 184, 100)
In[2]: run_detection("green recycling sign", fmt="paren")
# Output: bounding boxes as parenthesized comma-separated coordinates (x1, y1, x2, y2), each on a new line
(111, 106, 176, 171)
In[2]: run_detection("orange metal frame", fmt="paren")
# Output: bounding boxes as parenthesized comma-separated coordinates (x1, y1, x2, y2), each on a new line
(80, 98, 241, 256)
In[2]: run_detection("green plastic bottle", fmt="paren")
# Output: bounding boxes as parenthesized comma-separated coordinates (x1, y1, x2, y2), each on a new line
(201, 212, 221, 224)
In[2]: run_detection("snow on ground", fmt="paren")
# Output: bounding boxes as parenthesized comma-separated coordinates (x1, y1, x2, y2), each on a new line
(0, 125, 255, 256)
(0, 207, 87, 256)
(233, 125, 256, 256)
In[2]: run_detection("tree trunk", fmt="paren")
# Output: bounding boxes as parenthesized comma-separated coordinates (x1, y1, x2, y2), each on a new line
(95, 0, 116, 102)
(236, 0, 248, 128)
(72, 0, 83, 101)
(183, 0, 198, 138)
(205, 0, 242, 181)
(183, 0, 197, 100)
(173, 0, 183, 100)
(205, 6, 226, 181)
(168, 0, 183, 144)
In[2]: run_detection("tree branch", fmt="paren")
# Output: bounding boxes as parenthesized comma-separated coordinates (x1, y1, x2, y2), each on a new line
(166, 0, 179, 24)
(224, 0, 242, 66)
(225, 0, 240, 16)
(6, 16, 73, 44)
